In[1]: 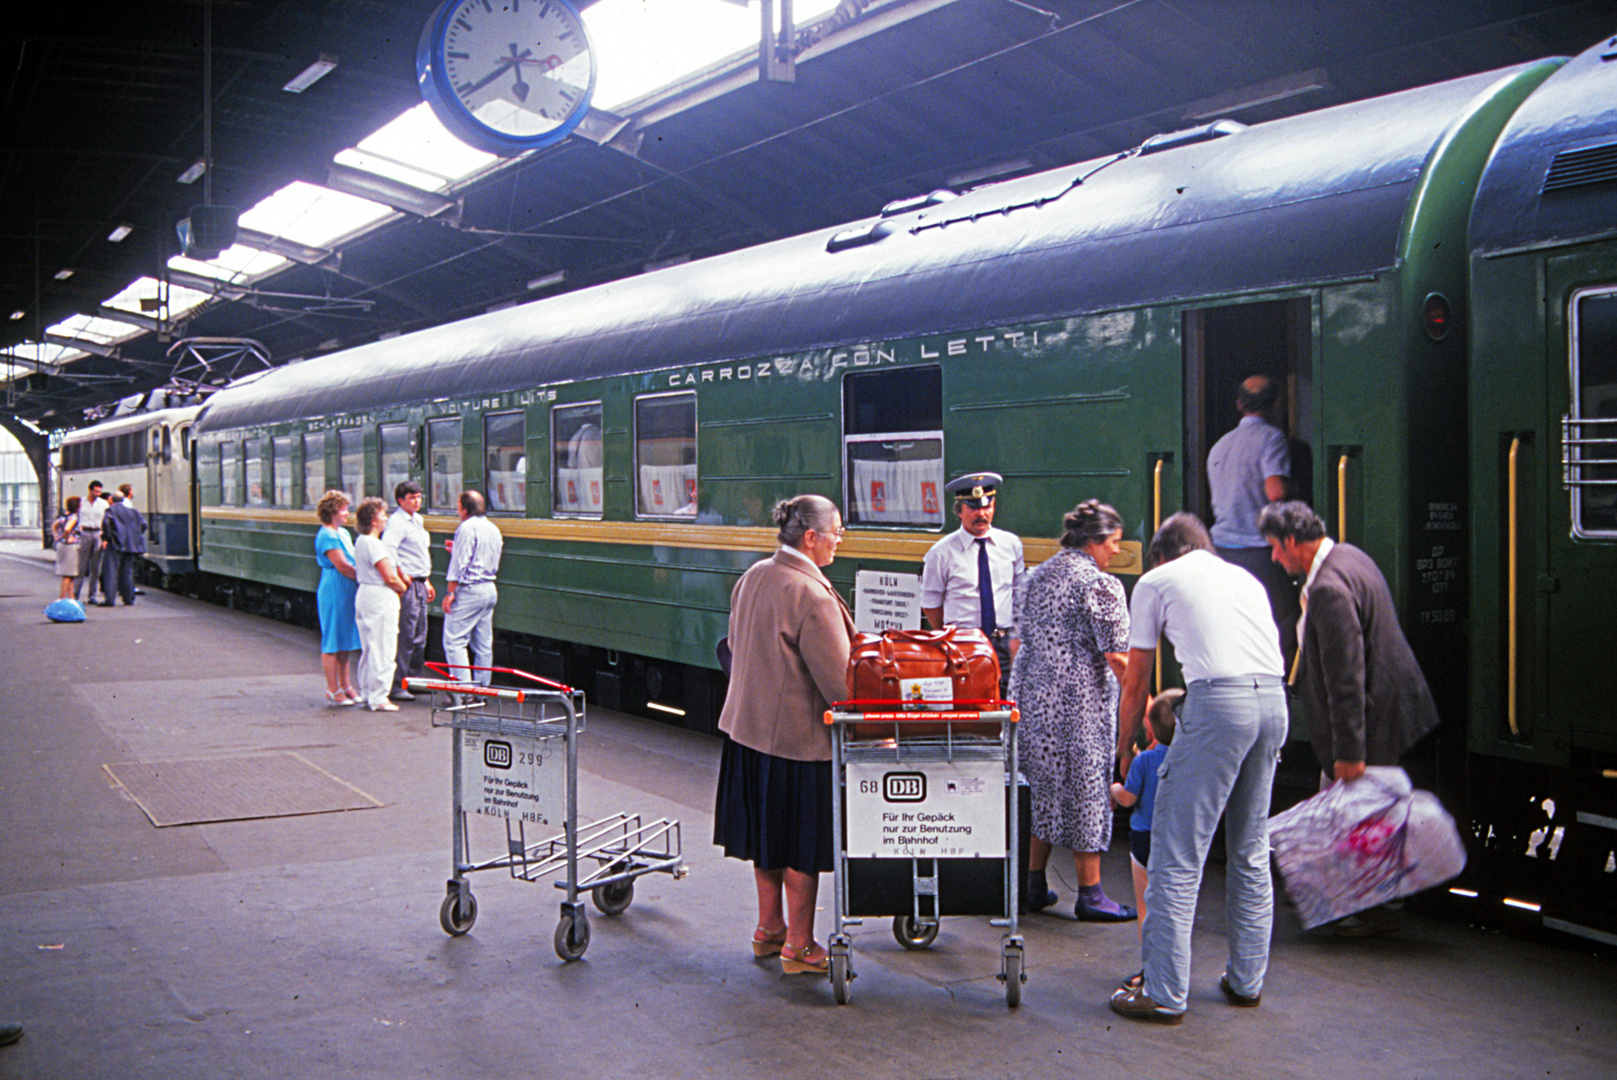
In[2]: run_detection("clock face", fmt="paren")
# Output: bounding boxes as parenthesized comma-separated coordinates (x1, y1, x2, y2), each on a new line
(419, 0, 597, 154)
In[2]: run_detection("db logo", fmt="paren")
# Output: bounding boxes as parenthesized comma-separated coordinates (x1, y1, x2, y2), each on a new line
(883, 772, 926, 802)
(484, 741, 513, 769)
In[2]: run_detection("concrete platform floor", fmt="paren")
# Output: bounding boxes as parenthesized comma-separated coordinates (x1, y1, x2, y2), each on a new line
(1, 540, 1613, 1080)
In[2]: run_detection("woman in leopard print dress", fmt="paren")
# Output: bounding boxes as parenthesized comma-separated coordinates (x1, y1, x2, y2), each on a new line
(1008, 500, 1135, 921)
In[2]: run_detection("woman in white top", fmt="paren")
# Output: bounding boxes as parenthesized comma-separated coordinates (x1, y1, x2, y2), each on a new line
(352, 497, 409, 711)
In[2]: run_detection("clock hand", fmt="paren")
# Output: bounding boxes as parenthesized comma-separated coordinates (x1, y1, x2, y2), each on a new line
(460, 58, 519, 97)
(507, 42, 531, 102)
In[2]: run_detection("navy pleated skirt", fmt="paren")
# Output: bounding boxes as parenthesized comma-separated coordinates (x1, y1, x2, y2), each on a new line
(712, 738, 834, 875)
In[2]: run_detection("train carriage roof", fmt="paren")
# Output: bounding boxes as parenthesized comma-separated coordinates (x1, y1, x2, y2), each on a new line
(59, 406, 201, 445)
(1471, 36, 1617, 256)
(199, 65, 1533, 434)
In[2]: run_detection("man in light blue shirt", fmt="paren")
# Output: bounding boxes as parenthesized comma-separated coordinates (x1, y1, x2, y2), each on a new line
(383, 481, 436, 701)
(442, 490, 503, 689)
(1206, 375, 1297, 664)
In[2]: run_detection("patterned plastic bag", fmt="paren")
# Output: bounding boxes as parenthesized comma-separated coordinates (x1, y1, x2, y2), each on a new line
(1267, 766, 1466, 929)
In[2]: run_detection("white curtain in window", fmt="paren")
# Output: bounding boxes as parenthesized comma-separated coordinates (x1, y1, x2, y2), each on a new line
(556, 467, 604, 513)
(850, 459, 943, 525)
(638, 464, 697, 516)
(488, 467, 526, 512)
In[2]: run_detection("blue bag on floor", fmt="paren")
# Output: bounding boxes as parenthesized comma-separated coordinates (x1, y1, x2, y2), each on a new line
(45, 598, 86, 623)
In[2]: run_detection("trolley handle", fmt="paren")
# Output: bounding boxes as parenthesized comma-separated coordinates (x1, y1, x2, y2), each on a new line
(825, 700, 1019, 724)
(424, 660, 578, 696)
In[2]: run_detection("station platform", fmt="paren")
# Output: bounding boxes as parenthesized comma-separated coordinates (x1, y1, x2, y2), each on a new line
(1, 539, 1613, 1080)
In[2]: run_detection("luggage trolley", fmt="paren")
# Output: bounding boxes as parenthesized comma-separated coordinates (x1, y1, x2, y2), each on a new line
(823, 702, 1024, 1005)
(407, 664, 687, 961)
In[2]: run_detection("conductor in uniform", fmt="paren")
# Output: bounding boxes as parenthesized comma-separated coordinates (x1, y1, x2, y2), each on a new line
(920, 472, 1027, 695)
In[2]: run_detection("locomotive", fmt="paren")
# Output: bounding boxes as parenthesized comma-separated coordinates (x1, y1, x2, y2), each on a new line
(64, 35, 1617, 945)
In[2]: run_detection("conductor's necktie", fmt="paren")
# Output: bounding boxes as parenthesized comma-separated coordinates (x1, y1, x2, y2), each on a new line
(976, 538, 996, 636)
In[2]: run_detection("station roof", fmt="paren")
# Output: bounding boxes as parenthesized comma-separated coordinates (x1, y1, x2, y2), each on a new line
(4, 0, 1614, 432)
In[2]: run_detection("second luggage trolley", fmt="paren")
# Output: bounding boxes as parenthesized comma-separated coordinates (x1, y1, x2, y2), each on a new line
(407, 665, 687, 962)
(823, 702, 1024, 1005)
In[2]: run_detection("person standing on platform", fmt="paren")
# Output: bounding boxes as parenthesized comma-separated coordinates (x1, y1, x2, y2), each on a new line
(314, 491, 361, 707)
(712, 494, 854, 975)
(352, 497, 410, 713)
(100, 488, 147, 606)
(1109, 512, 1285, 1025)
(383, 481, 435, 702)
(442, 490, 502, 690)
(920, 472, 1027, 696)
(76, 480, 107, 604)
(52, 496, 82, 600)
(1009, 499, 1136, 920)
(1258, 500, 1440, 937)
(1207, 375, 1299, 663)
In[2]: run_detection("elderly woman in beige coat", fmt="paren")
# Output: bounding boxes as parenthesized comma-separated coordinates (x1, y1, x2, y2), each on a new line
(713, 494, 854, 975)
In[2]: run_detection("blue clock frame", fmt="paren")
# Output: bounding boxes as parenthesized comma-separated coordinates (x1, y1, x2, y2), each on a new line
(416, 0, 598, 157)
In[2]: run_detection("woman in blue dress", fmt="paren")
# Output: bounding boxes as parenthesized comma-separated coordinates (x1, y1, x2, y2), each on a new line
(315, 489, 362, 706)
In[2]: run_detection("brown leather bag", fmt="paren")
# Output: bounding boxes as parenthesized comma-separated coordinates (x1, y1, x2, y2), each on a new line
(844, 627, 1002, 708)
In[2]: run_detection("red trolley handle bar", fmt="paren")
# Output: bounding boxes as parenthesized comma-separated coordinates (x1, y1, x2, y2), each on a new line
(422, 660, 577, 696)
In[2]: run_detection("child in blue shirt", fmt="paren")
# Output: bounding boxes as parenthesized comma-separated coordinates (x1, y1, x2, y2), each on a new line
(1111, 687, 1181, 936)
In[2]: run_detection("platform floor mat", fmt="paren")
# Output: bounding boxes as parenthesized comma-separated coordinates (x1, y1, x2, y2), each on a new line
(104, 753, 383, 827)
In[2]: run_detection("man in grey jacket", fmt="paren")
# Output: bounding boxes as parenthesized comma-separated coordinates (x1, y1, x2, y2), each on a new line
(1259, 500, 1440, 935)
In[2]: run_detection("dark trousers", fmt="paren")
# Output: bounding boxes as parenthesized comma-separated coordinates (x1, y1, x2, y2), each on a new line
(101, 549, 137, 605)
(394, 579, 430, 692)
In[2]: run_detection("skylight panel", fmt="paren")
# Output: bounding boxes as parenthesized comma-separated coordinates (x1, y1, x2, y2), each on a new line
(47, 314, 143, 346)
(5, 340, 87, 367)
(335, 103, 497, 192)
(103, 277, 214, 319)
(585, 0, 842, 110)
(169, 244, 290, 283)
(237, 181, 392, 248)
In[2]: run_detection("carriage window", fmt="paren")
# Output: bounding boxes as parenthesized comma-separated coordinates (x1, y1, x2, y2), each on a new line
(553, 402, 604, 517)
(843, 366, 944, 528)
(302, 432, 326, 508)
(380, 423, 411, 503)
(338, 428, 364, 504)
(484, 411, 526, 513)
(635, 393, 696, 518)
(220, 442, 241, 505)
(272, 436, 293, 507)
(429, 417, 463, 511)
(1570, 287, 1617, 538)
(244, 438, 267, 507)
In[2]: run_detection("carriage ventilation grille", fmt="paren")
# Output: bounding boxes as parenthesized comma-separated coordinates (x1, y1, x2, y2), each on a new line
(1543, 142, 1617, 193)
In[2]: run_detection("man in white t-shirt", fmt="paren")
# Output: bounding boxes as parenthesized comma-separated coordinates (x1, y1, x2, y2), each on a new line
(1108, 512, 1286, 1025)
(75, 481, 107, 603)
(383, 481, 436, 701)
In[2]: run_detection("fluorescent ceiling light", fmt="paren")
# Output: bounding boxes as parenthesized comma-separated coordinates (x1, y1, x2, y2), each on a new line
(237, 181, 391, 248)
(1184, 68, 1330, 121)
(284, 54, 338, 93)
(102, 277, 213, 320)
(54, 268, 74, 280)
(527, 270, 566, 291)
(177, 159, 207, 185)
(106, 224, 133, 242)
(168, 244, 290, 283)
(8, 310, 24, 321)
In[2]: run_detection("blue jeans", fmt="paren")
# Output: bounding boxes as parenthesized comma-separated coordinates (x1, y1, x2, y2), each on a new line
(1141, 676, 1287, 1012)
(442, 582, 497, 687)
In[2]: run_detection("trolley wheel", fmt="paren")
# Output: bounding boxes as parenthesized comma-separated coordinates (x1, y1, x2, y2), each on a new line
(831, 950, 852, 1005)
(439, 891, 478, 936)
(591, 878, 634, 916)
(554, 912, 591, 962)
(1002, 946, 1024, 1008)
(893, 914, 940, 950)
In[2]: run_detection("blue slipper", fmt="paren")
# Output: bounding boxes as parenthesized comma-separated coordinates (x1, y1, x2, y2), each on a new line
(1077, 901, 1137, 922)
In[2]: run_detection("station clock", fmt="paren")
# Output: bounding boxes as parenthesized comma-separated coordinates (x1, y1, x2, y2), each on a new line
(416, 0, 598, 156)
